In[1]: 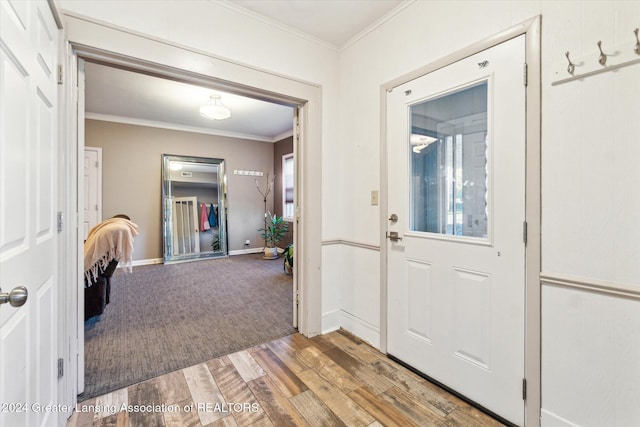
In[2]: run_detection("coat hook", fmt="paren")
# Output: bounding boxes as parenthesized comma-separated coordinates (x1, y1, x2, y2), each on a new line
(565, 51, 575, 75)
(597, 41, 607, 65)
(634, 28, 640, 55)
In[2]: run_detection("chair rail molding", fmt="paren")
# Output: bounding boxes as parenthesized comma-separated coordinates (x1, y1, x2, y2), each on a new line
(540, 272, 640, 301)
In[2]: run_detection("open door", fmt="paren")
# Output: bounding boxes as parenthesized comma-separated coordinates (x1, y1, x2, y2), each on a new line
(291, 107, 301, 329)
(0, 1, 64, 425)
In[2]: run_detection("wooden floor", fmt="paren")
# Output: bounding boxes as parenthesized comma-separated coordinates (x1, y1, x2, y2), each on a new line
(67, 329, 505, 427)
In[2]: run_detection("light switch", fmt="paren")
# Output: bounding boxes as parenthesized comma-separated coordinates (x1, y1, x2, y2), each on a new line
(371, 190, 379, 206)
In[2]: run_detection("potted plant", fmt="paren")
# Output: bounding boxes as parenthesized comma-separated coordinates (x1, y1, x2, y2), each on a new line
(259, 212, 288, 259)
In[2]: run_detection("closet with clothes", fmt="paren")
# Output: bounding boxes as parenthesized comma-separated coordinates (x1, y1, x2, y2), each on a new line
(199, 202, 221, 251)
(162, 154, 227, 263)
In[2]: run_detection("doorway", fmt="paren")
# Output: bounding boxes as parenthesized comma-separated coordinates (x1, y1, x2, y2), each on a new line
(76, 56, 302, 398)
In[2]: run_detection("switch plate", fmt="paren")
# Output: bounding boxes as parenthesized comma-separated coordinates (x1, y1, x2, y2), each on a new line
(371, 190, 379, 206)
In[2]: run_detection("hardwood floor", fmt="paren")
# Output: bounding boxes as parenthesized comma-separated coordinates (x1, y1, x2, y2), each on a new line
(67, 330, 505, 427)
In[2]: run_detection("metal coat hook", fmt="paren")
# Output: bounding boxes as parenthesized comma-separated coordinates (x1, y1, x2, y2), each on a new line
(565, 51, 575, 74)
(634, 28, 640, 55)
(597, 41, 607, 65)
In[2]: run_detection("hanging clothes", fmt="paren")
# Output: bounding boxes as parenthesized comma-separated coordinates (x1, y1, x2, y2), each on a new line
(209, 203, 218, 228)
(200, 203, 211, 231)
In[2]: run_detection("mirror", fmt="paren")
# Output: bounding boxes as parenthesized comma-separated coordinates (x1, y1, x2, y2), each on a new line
(162, 154, 228, 263)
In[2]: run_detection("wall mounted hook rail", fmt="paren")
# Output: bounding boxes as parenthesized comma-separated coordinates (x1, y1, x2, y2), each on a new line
(552, 31, 640, 86)
(565, 51, 575, 74)
(597, 41, 607, 65)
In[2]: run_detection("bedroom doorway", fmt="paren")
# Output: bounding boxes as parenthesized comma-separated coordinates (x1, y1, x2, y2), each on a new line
(76, 56, 302, 399)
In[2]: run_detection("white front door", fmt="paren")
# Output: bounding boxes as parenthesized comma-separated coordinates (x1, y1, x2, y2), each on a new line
(386, 35, 526, 425)
(0, 1, 61, 426)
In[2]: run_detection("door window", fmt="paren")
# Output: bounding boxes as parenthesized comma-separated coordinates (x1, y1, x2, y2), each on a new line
(282, 153, 294, 221)
(409, 81, 488, 238)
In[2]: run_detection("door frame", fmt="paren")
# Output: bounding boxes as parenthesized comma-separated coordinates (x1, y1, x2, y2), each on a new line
(61, 11, 323, 401)
(379, 16, 541, 426)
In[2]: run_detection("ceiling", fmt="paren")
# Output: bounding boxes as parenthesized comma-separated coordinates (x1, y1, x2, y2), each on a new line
(229, 0, 405, 48)
(85, 62, 296, 143)
(84, 1, 405, 142)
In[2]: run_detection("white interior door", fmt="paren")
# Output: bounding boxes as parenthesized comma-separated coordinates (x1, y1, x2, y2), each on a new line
(386, 35, 526, 425)
(83, 147, 102, 239)
(0, 1, 61, 426)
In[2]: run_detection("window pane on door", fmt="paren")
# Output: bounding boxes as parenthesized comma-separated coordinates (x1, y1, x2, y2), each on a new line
(410, 81, 488, 238)
(283, 154, 294, 220)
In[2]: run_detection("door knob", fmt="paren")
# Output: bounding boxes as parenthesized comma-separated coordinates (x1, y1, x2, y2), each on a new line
(388, 213, 398, 222)
(0, 286, 28, 307)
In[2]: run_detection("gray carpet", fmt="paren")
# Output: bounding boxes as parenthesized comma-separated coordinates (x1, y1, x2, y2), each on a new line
(80, 253, 295, 401)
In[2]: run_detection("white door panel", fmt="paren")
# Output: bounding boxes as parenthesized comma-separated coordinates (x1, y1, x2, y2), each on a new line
(387, 35, 525, 425)
(83, 147, 102, 239)
(0, 1, 60, 426)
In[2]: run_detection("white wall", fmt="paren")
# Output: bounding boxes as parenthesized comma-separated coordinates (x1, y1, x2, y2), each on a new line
(338, 1, 640, 426)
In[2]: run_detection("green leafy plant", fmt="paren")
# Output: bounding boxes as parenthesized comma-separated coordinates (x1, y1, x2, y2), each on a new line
(211, 233, 220, 251)
(259, 212, 289, 248)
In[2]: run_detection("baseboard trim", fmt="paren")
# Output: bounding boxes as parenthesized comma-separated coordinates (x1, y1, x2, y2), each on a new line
(128, 258, 163, 267)
(540, 409, 581, 427)
(540, 272, 640, 301)
(321, 309, 341, 334)
(338, 310, 380, 349)
(125, 250, 271, 265)
(228, 248, 264, 256)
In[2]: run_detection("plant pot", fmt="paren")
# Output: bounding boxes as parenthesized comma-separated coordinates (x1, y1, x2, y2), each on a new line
(263, 247, 278, 260)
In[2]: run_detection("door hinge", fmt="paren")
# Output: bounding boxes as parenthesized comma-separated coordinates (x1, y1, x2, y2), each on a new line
(58, 358, 64, 378)
(295, 290, 300, 305)
(523, 221, 528, 245)
(57, 64, 63, 85)
(523, 63, 528, 86)
(57, 211, 64, 232)
(522, 378, 527, 400)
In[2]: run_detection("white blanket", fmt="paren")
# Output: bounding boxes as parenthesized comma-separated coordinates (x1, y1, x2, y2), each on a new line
(84, 218, 139, 281)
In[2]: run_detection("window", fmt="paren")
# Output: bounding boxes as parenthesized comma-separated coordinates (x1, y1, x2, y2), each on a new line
(410, 81, 488, 238)
(282, 153, 294, 221)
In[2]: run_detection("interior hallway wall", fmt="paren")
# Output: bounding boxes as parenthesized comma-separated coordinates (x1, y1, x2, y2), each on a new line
(85, 119, 275, 259)
(337, 1, 640, 426)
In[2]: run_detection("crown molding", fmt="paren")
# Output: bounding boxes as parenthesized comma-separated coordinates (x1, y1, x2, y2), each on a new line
(213, 0, 339, 51)
(213, 0, 417, 54)
(273, 129, 294, 142)
(338, 0, 416, 52)
(85, 113, 281, 143)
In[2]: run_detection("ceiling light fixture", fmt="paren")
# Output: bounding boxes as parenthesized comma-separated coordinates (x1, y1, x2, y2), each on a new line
(410, 134, 437, 153)
(200, 94, 231, 120)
